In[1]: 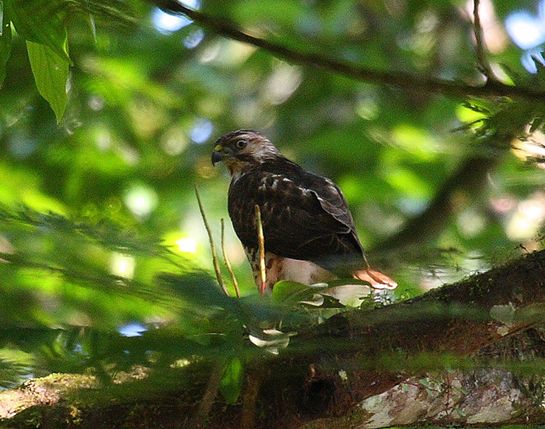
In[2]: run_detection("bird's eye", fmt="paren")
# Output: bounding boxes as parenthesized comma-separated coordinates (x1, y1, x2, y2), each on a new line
(235, 140, 247, 150)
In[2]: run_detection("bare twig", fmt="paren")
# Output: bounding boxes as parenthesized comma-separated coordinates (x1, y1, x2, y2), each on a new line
(254, 205, 266, 295)
(194, 185, 229, 296)
(220, 218, 240, 298)
(473, 0, 495, 81)
(152, 0, 545, 101)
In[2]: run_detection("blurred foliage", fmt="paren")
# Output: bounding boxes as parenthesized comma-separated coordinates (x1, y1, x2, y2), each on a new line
(0, 0, 545, 416)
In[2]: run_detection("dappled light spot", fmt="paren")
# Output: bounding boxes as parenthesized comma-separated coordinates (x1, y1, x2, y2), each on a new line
(87, 95, 105, 112)
(123, 183, 158, 219)
(196, 156, 216, 178)
(110, 252, 136, 279)
(0, 235, 15, 259)
(506, 191, 545, 241)
(396, 197, 427, 216)
(505, 9, 545, 50)
(355, 96, 379, 120)
(151, 1, 201, 35)
(7, 134, 37, 159)
(118, 322, 147, 337)
(128, 100, 167, 139)
(464, 0, 507, 54)
(183, 28, 204, 49)
(175, 237, 197, 254)
(385, 168, 431, 199)
(199, 40, 256, 66)
(390, 124, 441, 159)
(520, 49, 545, 74)
(94, 127, 111, 151)
(198, 40, 222, 63)
(489, 195, 517, 214)
(190, 118, 213, 144)
(263, 63, 303, 105)
(512, 130, 545, 168)
(420, 271, 446, 291)
(457, 208, 486, 238)
(505, 3, 545, 73)
(160, 126, 188, 156)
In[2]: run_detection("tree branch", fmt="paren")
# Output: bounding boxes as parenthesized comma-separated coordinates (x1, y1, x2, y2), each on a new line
(374, 153, 500, 251)
(472, 0, 495, 81)
(3, 249, 545, 428)
(373, 112, 524, 253)
(152, 0, 545, 101)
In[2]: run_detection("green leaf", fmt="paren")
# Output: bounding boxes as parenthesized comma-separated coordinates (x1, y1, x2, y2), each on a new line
(0, 1, 12, 86)
(5, 0, 70, 63)
(271, 280, 317, 304)
(219, 357, 243, 405)
(26, 41, 69, 123)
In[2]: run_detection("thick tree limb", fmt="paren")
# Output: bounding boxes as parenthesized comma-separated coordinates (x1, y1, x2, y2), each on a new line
(2, 249, 545, 428)
(152, 0, 545, 101)
(375, 153, 500, 251)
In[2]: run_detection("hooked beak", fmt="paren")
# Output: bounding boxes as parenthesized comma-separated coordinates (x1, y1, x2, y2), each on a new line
(211, 144, 226, 166)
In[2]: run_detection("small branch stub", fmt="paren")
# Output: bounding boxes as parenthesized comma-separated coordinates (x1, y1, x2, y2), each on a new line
(254, 204, 267, 295)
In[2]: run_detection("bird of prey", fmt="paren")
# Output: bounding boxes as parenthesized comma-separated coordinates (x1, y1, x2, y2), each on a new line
(212, 129, 397, 294)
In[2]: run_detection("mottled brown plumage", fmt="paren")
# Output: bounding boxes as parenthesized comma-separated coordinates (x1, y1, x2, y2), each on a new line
(212, 129, 396, 294)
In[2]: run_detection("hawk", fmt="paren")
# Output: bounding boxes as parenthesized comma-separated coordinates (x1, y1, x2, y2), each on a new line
(212, 129, 396, 294)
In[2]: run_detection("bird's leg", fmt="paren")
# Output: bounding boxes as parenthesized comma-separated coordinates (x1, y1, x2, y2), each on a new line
(258, 280, 268, 295)
(353, 254, 397, 289)
(255, 254, 282, 295)
(356, 269, 397, 289)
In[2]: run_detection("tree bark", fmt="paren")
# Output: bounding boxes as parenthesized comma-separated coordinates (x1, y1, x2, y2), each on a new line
(2, 249, 545, 428)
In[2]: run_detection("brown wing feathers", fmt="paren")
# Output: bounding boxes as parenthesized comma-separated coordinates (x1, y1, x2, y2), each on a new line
(228, 158, 364, 275)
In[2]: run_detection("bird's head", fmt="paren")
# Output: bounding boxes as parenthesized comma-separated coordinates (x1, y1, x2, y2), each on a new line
(211, 130, 280, 177)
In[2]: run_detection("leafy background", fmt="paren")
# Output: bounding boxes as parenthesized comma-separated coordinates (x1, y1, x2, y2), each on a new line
(1, 0, 545, 410)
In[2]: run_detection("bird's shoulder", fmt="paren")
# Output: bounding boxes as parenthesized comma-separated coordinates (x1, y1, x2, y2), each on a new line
(230, 157, 337, 198)
(229, 157, 355, 230)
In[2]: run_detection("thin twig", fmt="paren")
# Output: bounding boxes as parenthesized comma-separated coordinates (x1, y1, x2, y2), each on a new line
(194, 185, 230, 296)
(473, 0, 495, 81)
(254, 205, 267, 295)
(221, 218, 240, 298)
(151, 0, 545, 101)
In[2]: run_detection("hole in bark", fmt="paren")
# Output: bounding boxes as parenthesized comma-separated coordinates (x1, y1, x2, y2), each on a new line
(302, 378, 336, 415)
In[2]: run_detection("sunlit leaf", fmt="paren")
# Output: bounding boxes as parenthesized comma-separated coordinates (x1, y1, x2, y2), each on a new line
(5, 0, 70, 62)
(271, 280, 318, 305)
(321, 284, 372, 307)
(26, 41, 69, 123)
(219, 357, 243, 405)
